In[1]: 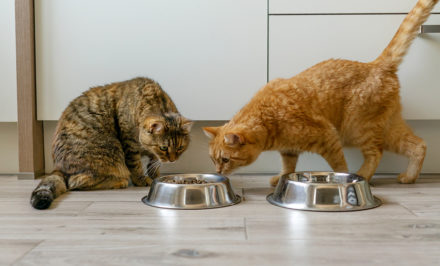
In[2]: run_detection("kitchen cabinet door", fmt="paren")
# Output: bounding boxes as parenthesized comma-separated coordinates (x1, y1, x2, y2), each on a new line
(36, 0, 267, 120)
(269, 14, 440, 119)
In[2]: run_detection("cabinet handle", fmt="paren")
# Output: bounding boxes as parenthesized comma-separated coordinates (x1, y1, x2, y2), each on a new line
(420, 25, 440, 34)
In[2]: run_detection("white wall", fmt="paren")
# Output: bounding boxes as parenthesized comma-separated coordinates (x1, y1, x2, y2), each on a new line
(42, 120, 440, 176)
(0, 123, 19, 173)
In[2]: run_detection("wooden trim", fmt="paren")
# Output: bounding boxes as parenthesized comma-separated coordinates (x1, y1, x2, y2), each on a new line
(15, 0, 45, 178)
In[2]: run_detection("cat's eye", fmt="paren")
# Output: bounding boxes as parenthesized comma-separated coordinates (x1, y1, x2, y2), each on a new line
(177, 146, 184, 151)
(222, 157, 230, 163)
(159, 146, 168, 151)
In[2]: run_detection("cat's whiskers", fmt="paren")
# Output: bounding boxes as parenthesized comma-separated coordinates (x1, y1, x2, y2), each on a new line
(150, 160, 162, 177)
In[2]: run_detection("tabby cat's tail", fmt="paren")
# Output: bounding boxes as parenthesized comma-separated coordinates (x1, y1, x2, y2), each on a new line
(376, 0, 439, 69)
(30, 170, 67, 210)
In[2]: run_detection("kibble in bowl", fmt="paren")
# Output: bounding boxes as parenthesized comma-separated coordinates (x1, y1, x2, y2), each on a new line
(162, 176, 208, 184)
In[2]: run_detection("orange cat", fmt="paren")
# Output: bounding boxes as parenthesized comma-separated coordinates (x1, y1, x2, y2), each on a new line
(204, 0, 438, 185)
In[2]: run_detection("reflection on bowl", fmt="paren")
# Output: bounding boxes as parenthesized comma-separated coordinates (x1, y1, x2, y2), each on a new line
(142, 174, 241, 209)
(267, 172, 381, 212)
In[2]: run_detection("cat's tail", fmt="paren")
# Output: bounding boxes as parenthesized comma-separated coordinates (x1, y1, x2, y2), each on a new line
(375, 0, 439, 70)
(30, 170, 67, 210)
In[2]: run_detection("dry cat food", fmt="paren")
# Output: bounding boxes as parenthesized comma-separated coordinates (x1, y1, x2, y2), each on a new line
(163, 178, 208, 184)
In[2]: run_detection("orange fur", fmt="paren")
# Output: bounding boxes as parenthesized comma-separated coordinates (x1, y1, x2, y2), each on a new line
(204, 0, 437, 184)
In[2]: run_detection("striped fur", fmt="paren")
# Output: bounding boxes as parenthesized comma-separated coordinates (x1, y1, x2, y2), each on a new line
(204, 0, 437, 186)
(31, 77, 192, 210)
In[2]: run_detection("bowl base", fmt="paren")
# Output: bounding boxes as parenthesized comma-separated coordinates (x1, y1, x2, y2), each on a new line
(266, 193, 382, 212)
(142, 194, 241, 210)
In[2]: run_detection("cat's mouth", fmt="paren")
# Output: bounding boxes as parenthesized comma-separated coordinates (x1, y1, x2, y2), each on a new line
(159, 158, 176, 164)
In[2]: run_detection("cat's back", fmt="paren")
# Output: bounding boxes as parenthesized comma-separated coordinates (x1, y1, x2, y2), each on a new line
(56, 77, 179, 136)
(284, 58, 398, 102)
(295, 59, 373, 91)
(253, 58, 400, 129)
(60, 77, 174, 117)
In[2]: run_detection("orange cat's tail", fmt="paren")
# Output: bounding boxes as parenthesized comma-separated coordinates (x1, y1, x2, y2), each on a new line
(376, 0, 439, 70)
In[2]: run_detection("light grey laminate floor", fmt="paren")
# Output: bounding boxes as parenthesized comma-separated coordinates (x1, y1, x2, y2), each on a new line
(1, 174, 440, 265)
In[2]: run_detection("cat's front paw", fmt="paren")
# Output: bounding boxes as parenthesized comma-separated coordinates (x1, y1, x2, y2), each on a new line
(145, 176, 154, 186)
(132, 176, 154, 187)
(270, 175, 281, 187)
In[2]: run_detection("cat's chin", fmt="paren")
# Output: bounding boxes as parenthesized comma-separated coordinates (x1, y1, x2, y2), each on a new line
(218, 170, 234, 176)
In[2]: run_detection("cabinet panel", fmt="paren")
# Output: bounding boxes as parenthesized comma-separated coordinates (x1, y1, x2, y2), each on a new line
(0, 0, 17, 122)
(270, 0, 440, 14)
(36, 0, 267, 120)
(269, 15, 440, 119)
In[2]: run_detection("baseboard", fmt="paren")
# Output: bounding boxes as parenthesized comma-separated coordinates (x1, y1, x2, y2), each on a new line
(0, 171, 45, 179)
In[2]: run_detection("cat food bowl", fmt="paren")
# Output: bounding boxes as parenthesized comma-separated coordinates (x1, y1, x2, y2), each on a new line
(267, 172, 381, 211)
(142, 174, 241, 209)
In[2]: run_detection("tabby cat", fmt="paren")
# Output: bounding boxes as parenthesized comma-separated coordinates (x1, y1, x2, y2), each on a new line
(31, 77, 192, 209)
(204, 0, 438, 186)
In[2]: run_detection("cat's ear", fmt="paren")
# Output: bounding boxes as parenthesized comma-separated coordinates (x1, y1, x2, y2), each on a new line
(203, 127, 220, 139)
(224, 133, 245, 146)
(181, 118, 193, 133)
(145, 117, 165, 134)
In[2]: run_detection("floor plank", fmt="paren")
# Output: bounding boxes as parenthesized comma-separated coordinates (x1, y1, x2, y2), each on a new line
(14, 239, 440, 266)
(0, 240, 41, 265)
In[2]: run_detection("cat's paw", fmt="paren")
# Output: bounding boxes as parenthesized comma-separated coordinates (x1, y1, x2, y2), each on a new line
(132, 176, 154, 187)
(145, 176, 154, 186)
(270, 175, 281, 187)
(397, 173, 417, 184)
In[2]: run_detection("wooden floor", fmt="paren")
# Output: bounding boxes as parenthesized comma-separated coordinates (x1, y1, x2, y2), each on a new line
(1, 174, 440, 266)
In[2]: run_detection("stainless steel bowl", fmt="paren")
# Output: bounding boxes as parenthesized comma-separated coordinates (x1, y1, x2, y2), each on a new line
(142, 174, 241, 209)
(267, 172, 381, 211)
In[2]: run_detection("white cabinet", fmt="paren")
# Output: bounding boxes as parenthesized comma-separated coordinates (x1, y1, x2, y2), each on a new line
(0, 0, 17, 122)
(269, 0, 440, 14)
(269, 14, 440, 119)
(35, 0, 267, 120)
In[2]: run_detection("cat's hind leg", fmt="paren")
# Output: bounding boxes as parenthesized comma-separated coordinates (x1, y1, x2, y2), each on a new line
(270, 151, 299, 187)
(384, 119, 426, 184)
(68, 164, 130, 190)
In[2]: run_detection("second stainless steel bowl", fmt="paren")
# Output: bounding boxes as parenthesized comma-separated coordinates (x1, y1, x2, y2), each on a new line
(142, 174, 241, 209)
(267, 172, 381, 211)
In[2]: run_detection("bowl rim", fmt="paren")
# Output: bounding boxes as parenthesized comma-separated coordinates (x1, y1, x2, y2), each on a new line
(283, 171, 366, 185)
(154, 173, 230, 185)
